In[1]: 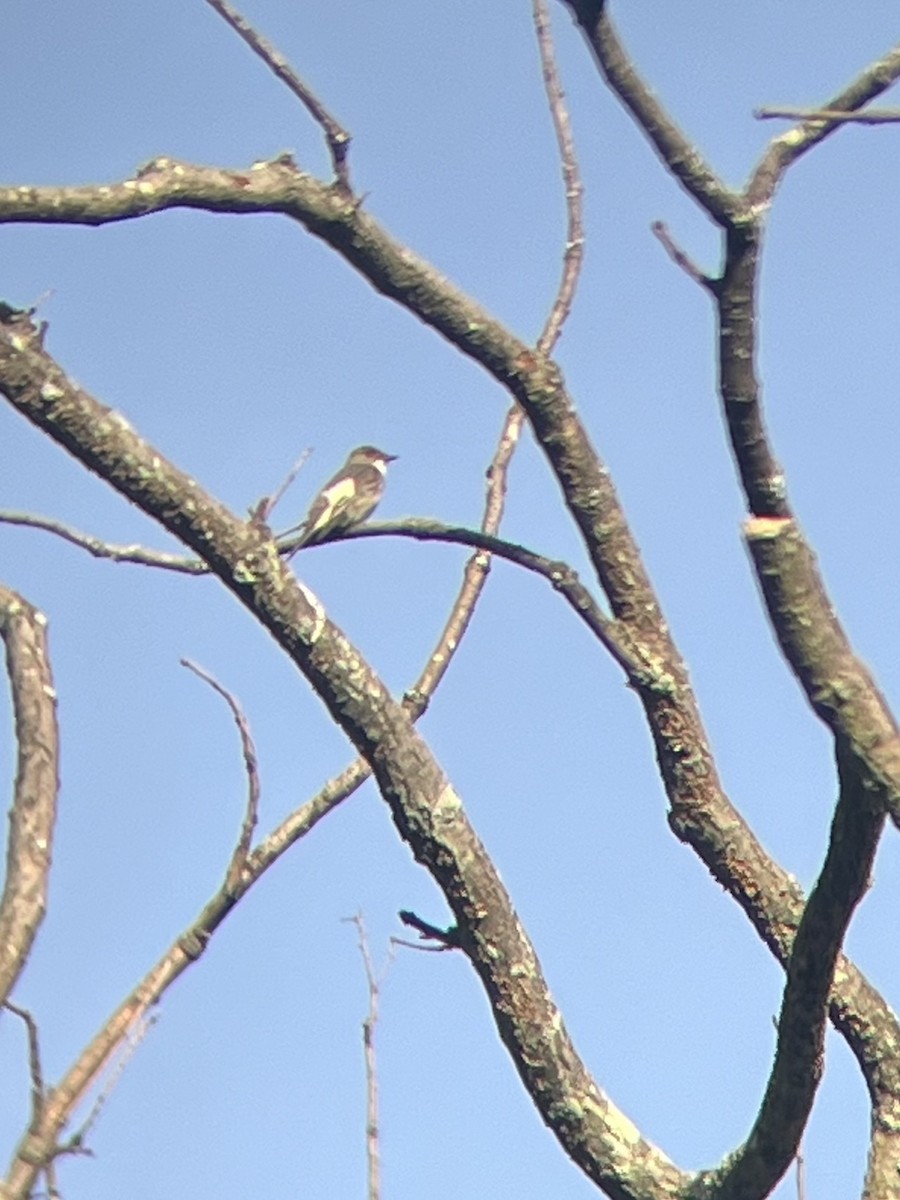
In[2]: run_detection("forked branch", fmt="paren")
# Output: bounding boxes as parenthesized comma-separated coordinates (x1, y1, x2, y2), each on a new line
(0, 308, 688, 1200)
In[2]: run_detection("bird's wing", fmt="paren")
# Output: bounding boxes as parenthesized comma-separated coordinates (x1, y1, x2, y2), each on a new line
(302, 474, 360, 540)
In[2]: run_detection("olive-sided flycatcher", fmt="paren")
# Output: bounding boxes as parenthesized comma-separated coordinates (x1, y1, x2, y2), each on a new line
(285, 445, 397, 555)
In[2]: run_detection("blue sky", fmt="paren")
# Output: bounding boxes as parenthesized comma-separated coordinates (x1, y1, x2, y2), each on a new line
(1, 3, 899, 1197)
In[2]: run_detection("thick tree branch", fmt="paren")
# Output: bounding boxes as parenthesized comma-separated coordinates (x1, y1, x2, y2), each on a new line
(560, 1, 744, 227)
(727, 518, 894, 1188)
(715, 223, 790, 519)
(561, 15, 900, 1179)
(2, 21, 899, 1181)
(0, 414, 527, 865)
(702, 746, 884, 1198)
(0, 587, 59, 1007)
(0, 160, 660, 640)
(0, 310, 687, 1200)
(3, 147, 897, 1190)
(745, 519, 900, 826)
(4, 298, 899, 1200)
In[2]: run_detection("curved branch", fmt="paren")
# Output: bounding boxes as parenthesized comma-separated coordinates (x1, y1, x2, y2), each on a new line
(4, 302, 900, 1200)
(313, 518, 649, 678)
(746, 519, 900, 825)
(181, 660, 260, 889)
(533, 0, 585, 353)
(560, 1, 743, 227)
(0, 510, 209, 572)
(406, 403, 527, 710)
(2, 20, 899, 1175)
(702, 748, 884, 1197)
(0, 587, 59, 1007)
(572, 16, 900, 1180)
(201, 0, 352, 189)
(0, 159, 659, 636)
(0, 308, 688, 1200)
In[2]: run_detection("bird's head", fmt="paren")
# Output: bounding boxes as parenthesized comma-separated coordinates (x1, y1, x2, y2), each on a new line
(348, 445, 398, 467)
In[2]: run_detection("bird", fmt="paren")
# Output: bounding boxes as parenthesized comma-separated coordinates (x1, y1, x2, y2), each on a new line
(284, 445, 397, 556)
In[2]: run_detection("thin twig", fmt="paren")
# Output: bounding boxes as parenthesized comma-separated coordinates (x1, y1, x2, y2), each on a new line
(202, 0, 353, 189)
(4, 1002, 46, 1126)
(749, 43, 900, 204)
(3, 1002, 59, 1197)
(343, 914, 395, 1200)
(396, 910, 460, 950)
(1, 999, 131, 1185)
(255, 447, 313, 527)
(533, 0, 585, 354)
(756, 106, 900, 124)
(404, 405, 524, 712)
(651, 221, 716, 292)
(0, 511, 209, 573)
(181, 659, 261, 886)
(796, 1147, 806, 1200)
(73, 1009, 159, 1150)
(297, 517, 653, 682)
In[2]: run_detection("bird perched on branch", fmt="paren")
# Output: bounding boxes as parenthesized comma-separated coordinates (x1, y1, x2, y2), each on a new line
(285, 445, 397, 556)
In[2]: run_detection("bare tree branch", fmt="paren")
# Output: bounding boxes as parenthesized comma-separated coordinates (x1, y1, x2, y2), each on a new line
(700, 745, 884, 1197)
(0, 412, 527, 872)
(201, 0, 353, 190)
(0, 587, 59, 1007)
(397, 909, 460, 950)
(2, 18, 899, 1190)
(715, 221, 789, 519)
(561, 1, 744, 227)
(604, 20, 900, 1186)
(1, 1003, 60, 1200)
(254, 446, 313, 527)
(0, 309, 689, 1200)
(756, 105, 900, 124)
(3, 1003, 46, 1135)
(745, 520, 900, 826)
(0, 158, 672, 655)
(533, 0, 585, 354)
(248, 406, 527, 867)
(71, 1007, 158, 1154)
(0, 510, 209, 572)
(330, 518, 649, 679)
(651, 221, 716, 292)
(748, 45, 900, 206)
(3, 275, 898, 1200)
(344, 914, 395, 1200)
(3, 142, 898, 1195)
(181, 660, 261, 888)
